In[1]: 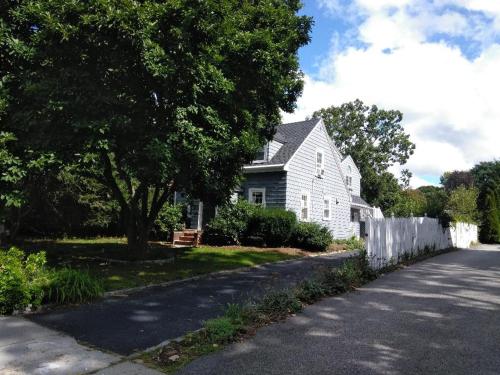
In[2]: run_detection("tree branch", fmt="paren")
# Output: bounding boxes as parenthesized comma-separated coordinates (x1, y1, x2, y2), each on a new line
(100, 152, 129, 214)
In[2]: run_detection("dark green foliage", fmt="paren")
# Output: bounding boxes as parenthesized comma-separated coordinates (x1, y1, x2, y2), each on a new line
(203, 317, 240, 344)
(153, 203, 184, 240)
(203, 202, 296, 247)
(294, 279, 327, 304)
(0, 247, 50, 314)
(445, 186, 479, 224)
(2, 0, 311, 253)
(390, 189, 428, 217)
(202, 200, 258, 245)
(257, 291, 302, 321)
(417, 185, 448, 218)
(441, 170, 475, 192)
(291, 222, 333, 252)
(46, 268, 103, 305)
(17, 164, 121, 238)
(312, 100, 415, 210)
(481, 188, 500, 243)
(246, 208, 297, 247)
(472, 161, 500, 243)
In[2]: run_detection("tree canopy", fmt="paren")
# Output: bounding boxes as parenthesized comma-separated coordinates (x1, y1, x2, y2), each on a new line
(1, 0, 311, 253)
(312, 99, 415, 209)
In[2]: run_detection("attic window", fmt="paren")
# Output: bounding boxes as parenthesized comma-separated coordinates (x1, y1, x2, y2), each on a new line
(346, 165, 353, 190)
(316, 149, 325, 177)
(254, 144, 268, 163)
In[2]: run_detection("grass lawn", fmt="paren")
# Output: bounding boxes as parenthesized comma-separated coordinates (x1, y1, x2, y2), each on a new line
(19, 238, 302, 291)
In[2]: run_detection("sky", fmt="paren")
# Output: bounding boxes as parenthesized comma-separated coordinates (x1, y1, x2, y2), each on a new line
(283, 0, 500, 188)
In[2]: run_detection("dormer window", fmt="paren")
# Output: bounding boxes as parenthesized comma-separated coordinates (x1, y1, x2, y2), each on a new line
(254, 144, 268, 163)
(346, 165, 353, 191)
(316, 149, 325, 177)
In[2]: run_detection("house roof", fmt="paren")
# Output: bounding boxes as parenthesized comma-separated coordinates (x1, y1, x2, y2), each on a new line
(246, 118, 320, 167)
(351, 195, 370, 207)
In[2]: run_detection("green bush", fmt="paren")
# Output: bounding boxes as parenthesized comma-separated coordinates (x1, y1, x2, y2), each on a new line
(257, 291, 302, 321)
(246, 208, 297, 247)
(294, 279, 327, 304)
(203, 317, 240, 344)
(46, 268, 103, 304)
(292, 222, 333, 251)
(154, 203, 185, 240)
(202, 200, 258, 245)
(0, 248, 50, 315)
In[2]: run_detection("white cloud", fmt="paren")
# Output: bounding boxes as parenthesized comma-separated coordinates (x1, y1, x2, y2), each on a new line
(285, 0, 500, 185)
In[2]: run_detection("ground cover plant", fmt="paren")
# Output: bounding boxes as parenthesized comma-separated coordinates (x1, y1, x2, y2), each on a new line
(0, 247, 103, 314)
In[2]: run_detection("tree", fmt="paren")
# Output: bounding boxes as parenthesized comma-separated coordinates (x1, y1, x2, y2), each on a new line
(417, 185, 448, 218)
(445, 186, 479, 224)
(2, 0, 311, 255)
(440, 170, 475, 192)
(471, 161, 500, 243)
(390, 189, 427, 217)
(312, 99, 415, 209)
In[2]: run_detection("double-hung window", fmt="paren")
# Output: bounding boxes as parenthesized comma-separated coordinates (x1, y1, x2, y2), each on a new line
(300, 191, 310, 221)
(249, 188, 266, 207)
(323, 196, 332, 220)
(316, 149, 325, 177)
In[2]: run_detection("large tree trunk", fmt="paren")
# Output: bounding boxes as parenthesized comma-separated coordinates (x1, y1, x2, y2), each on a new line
(101, 152, 173, 258)
(126, 219, 150, 258)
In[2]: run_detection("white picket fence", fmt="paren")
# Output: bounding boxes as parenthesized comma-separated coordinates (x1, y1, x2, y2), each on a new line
(365, 217, 478, 269)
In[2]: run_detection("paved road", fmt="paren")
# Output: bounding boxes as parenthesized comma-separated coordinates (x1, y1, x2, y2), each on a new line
(178, 245, 500, 375)
(28, 252, 354, 355)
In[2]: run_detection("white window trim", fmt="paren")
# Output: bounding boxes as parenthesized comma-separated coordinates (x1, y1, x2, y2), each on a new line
(323, 195, 332, 221)
(253, 143, 268, 163)
(248, 188, 266, 207)
(315, 148, 325, 177)
(300, 190, 311, 222)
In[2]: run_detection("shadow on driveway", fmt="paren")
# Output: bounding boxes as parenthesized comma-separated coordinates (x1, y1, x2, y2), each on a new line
(177, 245, 500, 375)
(27, 252, 354, 355)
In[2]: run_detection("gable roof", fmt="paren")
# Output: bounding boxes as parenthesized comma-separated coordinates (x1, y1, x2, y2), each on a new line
(352, 195, 370, 207)
(245, 118, 320, 167)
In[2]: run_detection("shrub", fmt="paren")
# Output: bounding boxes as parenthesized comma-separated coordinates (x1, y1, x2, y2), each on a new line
(291, 222, 333, 251)
(202, 200, 258, 245)
(0, 248, 50, 314)
(257, 291, 302, 321)
(46, 268, 103, 304)
(294, 279, 327, 304)
(203, 317, 239, 344)
(246, 208, 297, 247)
(153, 203, 184, 240)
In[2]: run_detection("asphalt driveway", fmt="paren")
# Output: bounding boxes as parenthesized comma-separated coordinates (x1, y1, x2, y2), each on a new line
(27, 251, 354, 355)
(178, 244, 500, 375)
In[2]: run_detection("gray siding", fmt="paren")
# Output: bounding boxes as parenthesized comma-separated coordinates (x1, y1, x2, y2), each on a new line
(241, 172, 287, 208)
(341, 156, 362, 197)
(285, 121, 352, 239)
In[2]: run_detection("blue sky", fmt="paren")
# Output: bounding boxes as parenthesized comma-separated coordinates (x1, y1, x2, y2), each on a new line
(285, 0, 500, 187)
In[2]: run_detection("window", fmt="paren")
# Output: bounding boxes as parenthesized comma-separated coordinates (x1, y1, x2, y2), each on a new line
(351, 208, 360, 222)
(249, 188, 266, 206)
(346, 165, 353, 190)
(323, 196, 331, 220)
(254, 144, 268, 163)
(300, 191, 310, 221)
(316, 149, 325, 177)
